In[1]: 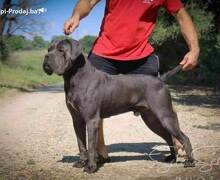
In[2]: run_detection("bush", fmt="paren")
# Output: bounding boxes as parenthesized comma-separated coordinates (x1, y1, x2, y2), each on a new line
(149, 3, 220, 87)
(79, 35, 97, 54)
(32, 36, 48, 49)
(5, 35, 27, 51)
(0, 38, 10, 61)
(51, 35, 73, 42)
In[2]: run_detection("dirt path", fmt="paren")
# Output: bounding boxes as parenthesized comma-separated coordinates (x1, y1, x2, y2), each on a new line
(0, 85, 220, 180)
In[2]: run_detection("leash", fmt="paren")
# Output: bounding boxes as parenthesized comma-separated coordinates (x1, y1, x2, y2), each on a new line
(160, 65, 182, 82)
(67, 98, 79, 112)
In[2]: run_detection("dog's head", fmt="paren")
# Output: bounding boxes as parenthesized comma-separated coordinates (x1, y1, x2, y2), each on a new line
(43, 39, 82, 75)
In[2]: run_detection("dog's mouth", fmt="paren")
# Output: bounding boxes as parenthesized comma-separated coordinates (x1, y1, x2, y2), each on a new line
(43, 63, 53, 75)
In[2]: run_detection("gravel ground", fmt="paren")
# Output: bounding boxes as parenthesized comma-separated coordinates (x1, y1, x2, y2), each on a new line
(0, 85, 220, 180)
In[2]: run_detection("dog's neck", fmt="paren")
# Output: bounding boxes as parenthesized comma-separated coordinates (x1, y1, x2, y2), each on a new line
(63, 54, 85, 79)
(63, 53, 96, 92)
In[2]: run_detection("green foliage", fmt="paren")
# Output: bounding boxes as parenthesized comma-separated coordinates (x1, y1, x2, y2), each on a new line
(51, 35, 72, 42)
(150, 4, 214, 45)
(0, 50, 62, 93)
(0, 35, 48, 62)
(2, 35, 48, 52)
(32, 36, 48, 49)
(0, 38, 10, 61)
(216, 33, 220, 49)
(5, 36, 27, 51)
(150, 9, 179, 46)
(149, 3, 220, 87)
(187, 4, 214, 40)
(184, 4, 219, 86)
(79, 35, 97, 54)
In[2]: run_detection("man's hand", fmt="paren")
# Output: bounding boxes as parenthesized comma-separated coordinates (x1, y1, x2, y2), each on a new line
(64, 14, 80, 35)
(180, 50, 199, 71)
(63, 0, 100, 35)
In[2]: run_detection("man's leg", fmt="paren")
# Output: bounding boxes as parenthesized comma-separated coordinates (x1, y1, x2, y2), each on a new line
(88, 53, 117, 160)
(97, 120, 108, 159)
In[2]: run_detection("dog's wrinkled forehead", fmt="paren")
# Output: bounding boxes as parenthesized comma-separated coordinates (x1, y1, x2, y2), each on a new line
(48, 39, 67, 51)
(48, 39, 80, 52)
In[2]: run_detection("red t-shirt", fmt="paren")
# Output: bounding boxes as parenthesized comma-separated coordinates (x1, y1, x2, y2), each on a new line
(91, 0, 183, 61)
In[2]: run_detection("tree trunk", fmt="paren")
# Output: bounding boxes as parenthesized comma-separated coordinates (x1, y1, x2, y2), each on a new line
(0, 0, 12, 61)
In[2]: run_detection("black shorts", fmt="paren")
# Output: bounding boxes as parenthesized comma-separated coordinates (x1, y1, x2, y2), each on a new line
(88, 53, 160, 76)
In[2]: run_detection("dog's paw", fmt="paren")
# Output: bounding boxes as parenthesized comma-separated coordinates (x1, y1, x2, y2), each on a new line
(177, 148, 187, 158)
(164, 155, 176, 163)
(83, 164, 97, 174)
(184, 159, 195, 168)
(133, 111, 140, 116)
(73, 159, 87, 168)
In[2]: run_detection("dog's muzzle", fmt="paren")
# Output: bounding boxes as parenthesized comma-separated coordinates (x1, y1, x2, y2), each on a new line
(43, 61, 53, 75)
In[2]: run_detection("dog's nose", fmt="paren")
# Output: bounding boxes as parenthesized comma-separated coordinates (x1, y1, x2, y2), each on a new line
(43, 62, 50, 70)
(43, 62, 53, 75)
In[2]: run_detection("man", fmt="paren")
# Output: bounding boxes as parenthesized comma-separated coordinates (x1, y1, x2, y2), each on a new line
(63, 0, 200, 163)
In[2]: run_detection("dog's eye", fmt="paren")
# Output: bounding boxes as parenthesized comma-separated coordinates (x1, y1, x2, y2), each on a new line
(58, 49, 65, 55)
(58, 49, 65, 57)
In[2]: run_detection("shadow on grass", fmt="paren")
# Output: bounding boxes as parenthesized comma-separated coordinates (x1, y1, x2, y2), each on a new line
(0, 84, 64, 93)
(0, 84, 34, 92)
(169, 85, 220, 109)
(34, 84, 64, 93)
(193, 123, 220, 131)
(58, 142, 170, 164)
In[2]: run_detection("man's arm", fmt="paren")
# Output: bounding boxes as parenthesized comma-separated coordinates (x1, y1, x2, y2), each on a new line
(64, 0, 100, 35)
(173, 8, 200, 71)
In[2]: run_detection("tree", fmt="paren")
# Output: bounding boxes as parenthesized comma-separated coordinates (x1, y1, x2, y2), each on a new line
(51, 35, 73, 42)
(183, 0, 220, 32)
(32, 36, 48, 49)
(79, 35, 97, 54)
(5, 35, 26, 51)
(147, 2, 220, 86)
(0, 0, 47, 61)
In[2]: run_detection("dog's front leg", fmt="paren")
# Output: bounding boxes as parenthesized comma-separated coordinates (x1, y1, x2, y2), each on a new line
(84, 118, 100, 173)
(72, 116, 88, 168)
(67, 102, 87, 168)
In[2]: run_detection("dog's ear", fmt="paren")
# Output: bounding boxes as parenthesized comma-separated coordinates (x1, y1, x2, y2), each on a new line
(71, 39, 82, 59)
(65, 39, 82, 60)
(51, 39, 60, 44)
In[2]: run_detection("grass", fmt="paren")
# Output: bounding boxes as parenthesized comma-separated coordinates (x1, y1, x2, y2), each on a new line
(0, 50, 62, 96)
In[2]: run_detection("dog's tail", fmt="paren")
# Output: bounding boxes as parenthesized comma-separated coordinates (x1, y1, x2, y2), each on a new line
(160, 65, 182, 82)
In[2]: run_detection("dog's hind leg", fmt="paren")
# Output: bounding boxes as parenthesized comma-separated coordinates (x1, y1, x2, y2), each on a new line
(147, 85, 195, 167)
(140, 110, 176, 163)
(163, 113, 195, 167)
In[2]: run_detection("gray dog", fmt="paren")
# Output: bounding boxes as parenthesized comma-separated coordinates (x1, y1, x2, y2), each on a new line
(43, 39, 195, 173)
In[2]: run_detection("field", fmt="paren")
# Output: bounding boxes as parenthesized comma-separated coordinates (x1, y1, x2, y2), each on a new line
(0, 50, 62, 96)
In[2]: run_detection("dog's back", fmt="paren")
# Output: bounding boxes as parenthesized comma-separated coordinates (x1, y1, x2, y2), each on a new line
(94, 72, 166, 118)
